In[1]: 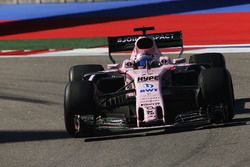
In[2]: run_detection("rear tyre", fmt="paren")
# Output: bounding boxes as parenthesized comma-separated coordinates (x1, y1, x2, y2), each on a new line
(189, 53, 226, 68)
(198, 68, 234, 122)
(64, 81, 96, 137)
(69, 64, 104, 82)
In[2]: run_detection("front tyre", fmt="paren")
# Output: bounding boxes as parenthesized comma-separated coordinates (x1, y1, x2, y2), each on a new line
(64, 81, 96, 137)
(198, 68, 234, 122)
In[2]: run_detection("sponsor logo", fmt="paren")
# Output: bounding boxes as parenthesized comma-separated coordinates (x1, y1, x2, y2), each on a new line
(116, 34, 175, 43)
(147, 110, 155, 116)
(140, 84, 157, 93)
(117, 37, 138, 43)
(141, 103, 160, 107)
(146, 106, 154, 110)
(138, 75, 159, 82)
(143, 84, 153, 88)
(150, 34, 175, 41)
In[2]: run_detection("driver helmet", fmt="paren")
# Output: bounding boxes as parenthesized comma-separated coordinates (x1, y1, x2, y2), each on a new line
(135, 53, 154, 67)
(130, 36, 162, 65)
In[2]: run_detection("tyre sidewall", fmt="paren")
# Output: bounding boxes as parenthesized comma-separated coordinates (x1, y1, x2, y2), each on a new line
(64, 81, 96, 137)
(198, 68, 234, 121)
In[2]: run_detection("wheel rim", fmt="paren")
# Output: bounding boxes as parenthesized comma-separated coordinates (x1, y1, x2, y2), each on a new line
(74, 115, 81, 134)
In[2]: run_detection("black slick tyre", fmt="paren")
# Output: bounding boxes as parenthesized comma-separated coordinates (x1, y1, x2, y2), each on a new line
(198, 68, 234, 122)
(189, 53, 226, 68)
(64, 81, 96, 137)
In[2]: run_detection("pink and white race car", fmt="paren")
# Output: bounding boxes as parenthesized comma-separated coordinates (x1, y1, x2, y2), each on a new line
(64, 27, 235, 137)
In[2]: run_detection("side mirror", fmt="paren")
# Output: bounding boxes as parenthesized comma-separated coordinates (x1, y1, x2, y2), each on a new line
(121, 59, 134, 69)
(160, 56, 171, 65)
(172, 58, 186, 64)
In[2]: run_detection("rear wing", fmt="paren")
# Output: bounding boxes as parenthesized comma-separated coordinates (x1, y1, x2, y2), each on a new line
(108, 31, 183, 63)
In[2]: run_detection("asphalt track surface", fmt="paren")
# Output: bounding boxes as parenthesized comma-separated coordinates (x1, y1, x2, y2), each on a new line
(0, 53, 250, 167)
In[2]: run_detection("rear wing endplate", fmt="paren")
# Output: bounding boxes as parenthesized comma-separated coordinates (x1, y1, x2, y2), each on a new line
(108, 31, 183, 63)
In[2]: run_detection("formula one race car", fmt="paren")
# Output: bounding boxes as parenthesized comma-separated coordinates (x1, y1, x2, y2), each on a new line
(64, 27, 235, 137)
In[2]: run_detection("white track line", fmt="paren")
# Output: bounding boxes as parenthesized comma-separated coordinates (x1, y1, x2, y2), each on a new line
(0, 44, 250, 58)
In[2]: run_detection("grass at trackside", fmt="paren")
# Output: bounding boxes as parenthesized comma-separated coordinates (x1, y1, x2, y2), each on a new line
(0, 38, 107, 50)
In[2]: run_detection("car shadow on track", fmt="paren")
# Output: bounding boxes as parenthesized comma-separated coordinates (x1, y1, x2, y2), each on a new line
(0, 130, 70, 144)
(84, 98, 250, 142)
(0, 94, 58, 105)
(235, 98, 250, 114)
